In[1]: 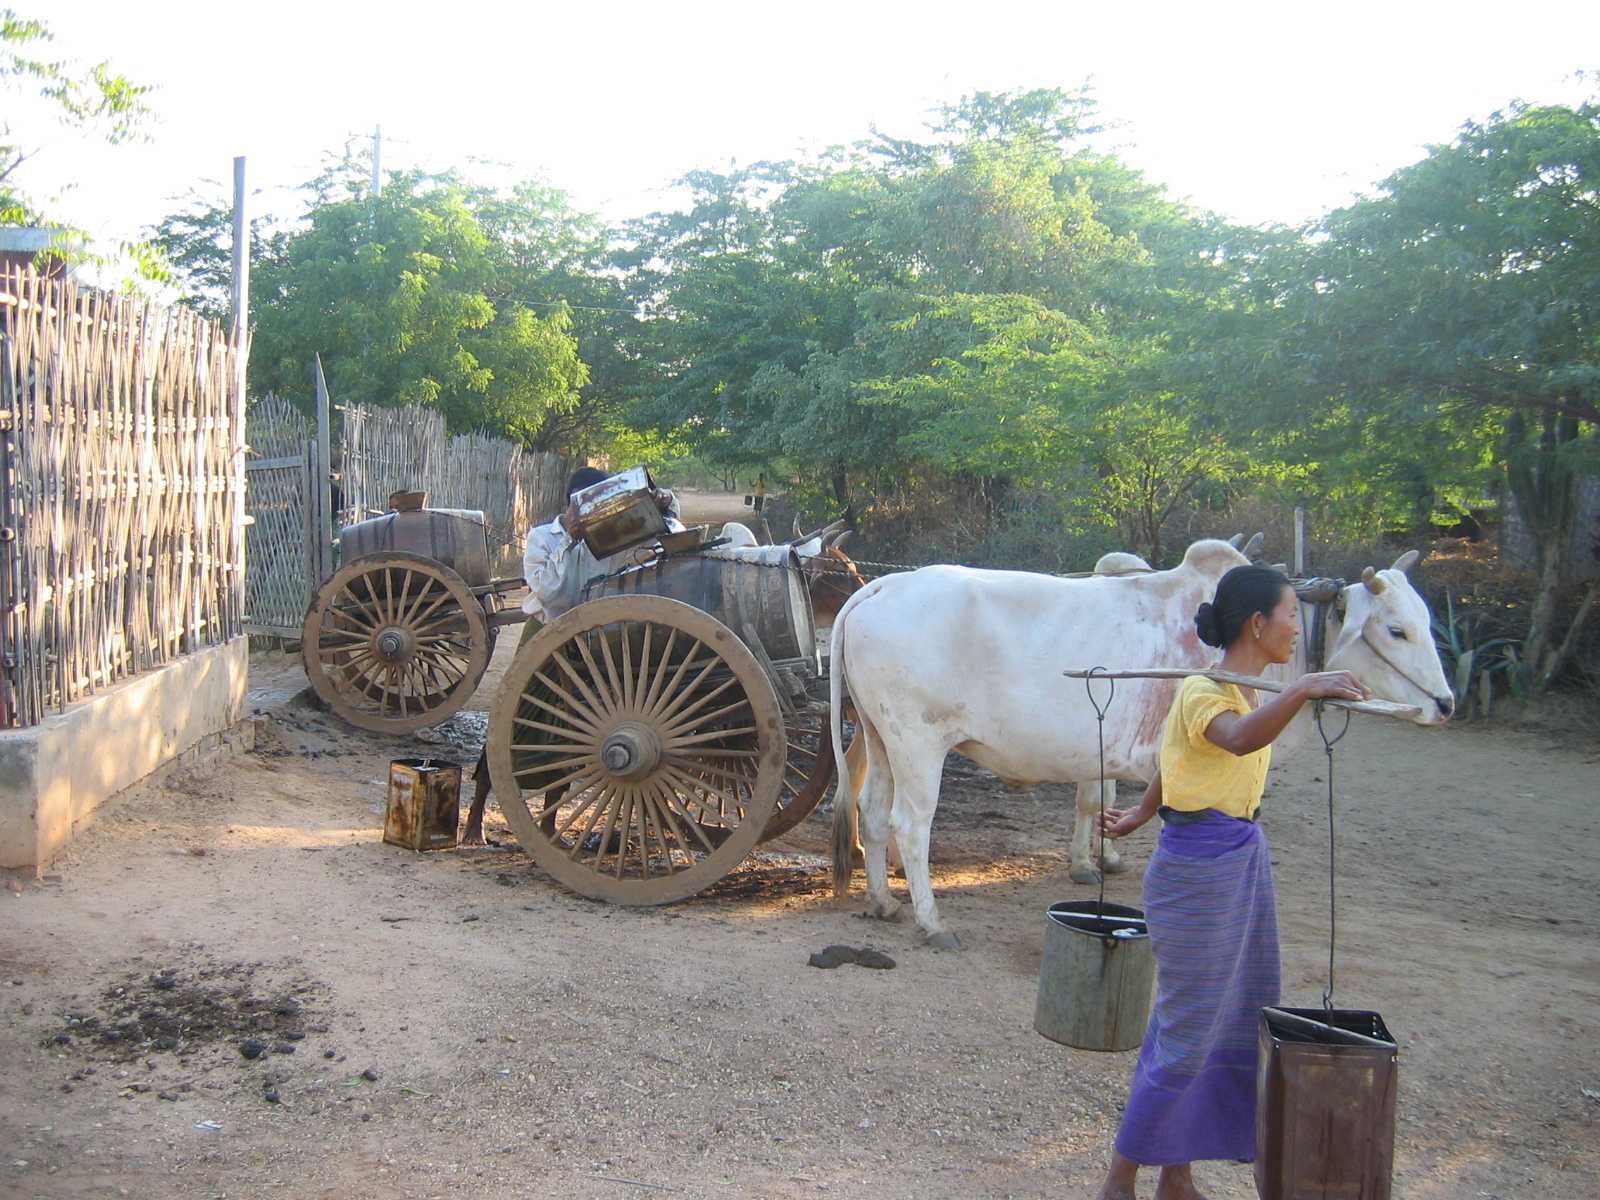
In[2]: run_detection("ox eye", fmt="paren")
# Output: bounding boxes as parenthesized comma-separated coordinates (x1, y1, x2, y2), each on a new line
(1388, 626, 1407, 640)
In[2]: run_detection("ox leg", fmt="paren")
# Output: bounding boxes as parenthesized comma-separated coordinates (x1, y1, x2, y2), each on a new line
(1070, 779, 1126, 884)
(885, 752, 961, 951)
(856, 729, 902, 925)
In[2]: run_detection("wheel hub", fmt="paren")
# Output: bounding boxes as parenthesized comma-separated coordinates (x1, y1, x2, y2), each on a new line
(600, 720, 664, 782)
(374, 626, 416, 663)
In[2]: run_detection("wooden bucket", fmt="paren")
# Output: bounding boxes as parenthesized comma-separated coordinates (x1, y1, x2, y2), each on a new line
(383, 758, 462, 852)
(1256, 1007, 1398, 1200)
(1033, 900, 1154, 1052)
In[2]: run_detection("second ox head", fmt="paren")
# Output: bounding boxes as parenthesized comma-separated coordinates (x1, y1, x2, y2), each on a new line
(1326, 550, 1454, 725)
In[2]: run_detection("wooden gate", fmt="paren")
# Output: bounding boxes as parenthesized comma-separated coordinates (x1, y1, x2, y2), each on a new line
(244, 392, 333, 637)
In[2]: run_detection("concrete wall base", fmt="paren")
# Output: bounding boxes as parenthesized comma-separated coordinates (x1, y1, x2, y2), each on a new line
(0, 638, 251, 875)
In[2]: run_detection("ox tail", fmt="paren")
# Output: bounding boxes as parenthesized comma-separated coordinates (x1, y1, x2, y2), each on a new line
(828, 584, 870, 898)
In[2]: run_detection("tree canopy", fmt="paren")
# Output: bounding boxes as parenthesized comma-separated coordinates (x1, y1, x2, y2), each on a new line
(1, 8, 152, 249)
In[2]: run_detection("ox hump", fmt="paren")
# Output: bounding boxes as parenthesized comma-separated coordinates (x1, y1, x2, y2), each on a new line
(1177, 538, 1251, 577)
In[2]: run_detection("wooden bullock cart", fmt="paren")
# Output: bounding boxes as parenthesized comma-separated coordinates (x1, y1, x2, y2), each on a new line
(299, 496, 840, 904)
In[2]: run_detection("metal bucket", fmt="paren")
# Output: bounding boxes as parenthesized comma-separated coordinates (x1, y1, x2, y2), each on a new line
(340, 508, 492, 587)
(1033, 900, 1154, 1052)
(572, 466, 668, 559)
(382, 758, 462, 852)
(585, 551, 816, 667)
(1256, 1007, 1398, 1200)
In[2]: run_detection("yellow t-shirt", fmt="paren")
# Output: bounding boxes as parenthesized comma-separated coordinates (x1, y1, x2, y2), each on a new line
(1158, 676, 1271, 819)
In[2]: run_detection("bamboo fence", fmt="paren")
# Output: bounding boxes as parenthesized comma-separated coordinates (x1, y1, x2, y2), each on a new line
(339, 403, 572, 577)
(0, 270, 246, 728)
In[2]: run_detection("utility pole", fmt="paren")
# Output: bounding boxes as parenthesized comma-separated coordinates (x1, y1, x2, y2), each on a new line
(371, 125, 382, 197)
(230, 156, 249, 372)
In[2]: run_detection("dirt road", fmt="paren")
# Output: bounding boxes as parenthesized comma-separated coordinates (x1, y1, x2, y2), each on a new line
(1, 644, 1596, 1199)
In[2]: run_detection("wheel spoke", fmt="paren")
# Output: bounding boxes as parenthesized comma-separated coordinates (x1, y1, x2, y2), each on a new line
(642, 778, 705, 859)
(566, 781, 619, 862)
(546, 651, 613, 727)
(572, 634, 624, 721)
(638, 625, 678, 714)
(528, 666, 606, 735)
(620, 621, 639, 712)
(659, 764, 745, 825)
(667, 723, 759, 750)
(652, 654, 732, 728)
(593, 623, 627, 716)
(639, 638, 713, 724)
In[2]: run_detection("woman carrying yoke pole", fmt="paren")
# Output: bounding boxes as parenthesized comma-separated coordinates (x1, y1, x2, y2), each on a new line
(1094, 565, 1369, 1200)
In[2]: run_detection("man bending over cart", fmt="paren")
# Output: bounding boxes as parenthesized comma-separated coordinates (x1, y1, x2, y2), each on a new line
(462, 466, 682, 844)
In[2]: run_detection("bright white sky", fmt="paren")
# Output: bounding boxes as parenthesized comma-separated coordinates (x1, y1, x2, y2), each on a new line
(15, 0, 1600, 255)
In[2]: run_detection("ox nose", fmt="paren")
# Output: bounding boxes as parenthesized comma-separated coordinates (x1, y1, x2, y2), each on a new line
(1436, 694, 1455, 719)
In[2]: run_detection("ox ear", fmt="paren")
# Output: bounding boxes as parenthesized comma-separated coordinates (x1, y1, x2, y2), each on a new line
(1268, 562, 1288, 575)
(1226, 533, 1245, 549)
(1391, 549, 1420, 574)
(1243, 532, 1265, 561)
(1361, 565, 1387, 595)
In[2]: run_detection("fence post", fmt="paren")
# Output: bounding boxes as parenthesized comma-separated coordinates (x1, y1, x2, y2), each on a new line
(314, 355, 335, 583)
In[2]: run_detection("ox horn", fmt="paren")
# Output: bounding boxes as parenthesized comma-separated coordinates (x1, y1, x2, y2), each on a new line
(790, 518, 846, 547)
(828, 529, 855, 552)
(1243, 532, 1265, 561)
(1361, 565, 1387, 594)
(1391, 549, 1420, 574)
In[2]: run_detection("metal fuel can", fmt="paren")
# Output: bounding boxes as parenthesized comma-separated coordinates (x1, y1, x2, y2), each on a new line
(383, 758, 462, 852)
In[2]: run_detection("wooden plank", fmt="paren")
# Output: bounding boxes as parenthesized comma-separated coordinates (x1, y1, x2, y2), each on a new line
(1061, 667, 1421, 720)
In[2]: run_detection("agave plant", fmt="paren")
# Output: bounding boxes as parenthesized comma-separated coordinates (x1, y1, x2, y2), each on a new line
(1432, 589, 1527, 718)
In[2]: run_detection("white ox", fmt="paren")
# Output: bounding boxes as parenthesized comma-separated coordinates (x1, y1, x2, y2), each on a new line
(827, 537, 1454, 950)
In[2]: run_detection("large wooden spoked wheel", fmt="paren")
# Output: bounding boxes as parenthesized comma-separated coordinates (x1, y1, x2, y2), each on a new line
(760, 714, 835, 842)
(301, 551, 491, 734)
(488, 595, 786, 904)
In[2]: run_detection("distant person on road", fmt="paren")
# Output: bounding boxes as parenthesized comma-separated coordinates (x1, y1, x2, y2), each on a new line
(462, 466, 682, 844)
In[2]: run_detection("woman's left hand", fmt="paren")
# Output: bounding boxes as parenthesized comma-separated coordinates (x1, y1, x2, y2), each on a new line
(1299, 671, 1372, 703)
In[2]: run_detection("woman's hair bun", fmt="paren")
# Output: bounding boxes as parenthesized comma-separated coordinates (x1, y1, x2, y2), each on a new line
(1194, 601, 1225, 647)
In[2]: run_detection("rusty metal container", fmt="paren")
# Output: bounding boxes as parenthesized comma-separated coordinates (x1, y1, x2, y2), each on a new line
(1256, 1007, 1398, 1200)
(339, 506, 492, 587)
(1034, 900, 1154, 1052)
(572, 466, 668, 559)
(584, 548, 816, 666)
(382, 758, 462, 852)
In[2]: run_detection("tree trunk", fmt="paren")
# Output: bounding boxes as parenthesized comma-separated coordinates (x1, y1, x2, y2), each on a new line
(1524, 529, 1567, 693)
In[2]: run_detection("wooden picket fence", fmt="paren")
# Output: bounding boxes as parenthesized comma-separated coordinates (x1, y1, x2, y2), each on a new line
(339, 403, 572, 578)
(0, 270, 246, 728)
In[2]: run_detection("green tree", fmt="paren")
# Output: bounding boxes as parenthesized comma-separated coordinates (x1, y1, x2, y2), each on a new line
(157, 160, 598, 447)
(1, 8, 152, 259)
(616, 89, 1242, 556)
(1231, 99, 1600, 689)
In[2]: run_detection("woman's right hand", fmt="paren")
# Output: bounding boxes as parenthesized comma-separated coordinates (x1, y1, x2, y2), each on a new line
(1098, 807, 1151, 839)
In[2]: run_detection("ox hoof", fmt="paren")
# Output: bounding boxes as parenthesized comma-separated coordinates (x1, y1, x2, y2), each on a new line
(866, 899, 903, 923)
(1069, 864, 1103, 886)
(926, 930, 963, 952)
(1101, 856, 1129, 876)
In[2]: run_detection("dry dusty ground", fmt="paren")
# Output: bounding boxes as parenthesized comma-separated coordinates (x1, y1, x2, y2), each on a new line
(2, 634, 1598, 1200)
